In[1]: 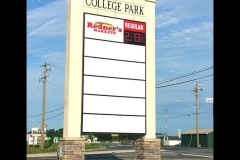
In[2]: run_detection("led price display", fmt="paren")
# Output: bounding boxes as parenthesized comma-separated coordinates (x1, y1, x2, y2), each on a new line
(124, 30, 145, 46)
(123, 20, 146, 46)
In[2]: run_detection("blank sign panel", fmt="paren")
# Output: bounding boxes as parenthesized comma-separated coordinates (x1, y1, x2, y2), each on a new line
(83, 76, 145, 97)
(83, 95, 145, 115)
(84, 57, 145, 80)
(84, 39, 145, 62)
(82, 114, 145, 133)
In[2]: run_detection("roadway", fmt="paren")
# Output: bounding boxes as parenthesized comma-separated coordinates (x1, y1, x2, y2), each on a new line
(27, 144, 213, 160)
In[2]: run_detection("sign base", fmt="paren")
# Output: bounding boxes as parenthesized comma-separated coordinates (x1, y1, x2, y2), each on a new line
(58, 138, 85, 160)
(135, 138, 161, 159)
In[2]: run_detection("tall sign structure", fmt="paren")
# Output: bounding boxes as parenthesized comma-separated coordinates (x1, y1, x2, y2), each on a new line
(59, 0, 159, 159)
(82, 13, 146, 134)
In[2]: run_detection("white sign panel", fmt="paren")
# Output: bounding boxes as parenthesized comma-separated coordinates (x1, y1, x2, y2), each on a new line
(82, 13, 146, 134)
(82, 114, 145, 133)
(83, 95, 145, 115)
(205, 98, 214, 103)
(84, 57, 145, 80)
(84, 76, 145, 97)
(84, 14, 124, 42)
(84, 39, 145, 62)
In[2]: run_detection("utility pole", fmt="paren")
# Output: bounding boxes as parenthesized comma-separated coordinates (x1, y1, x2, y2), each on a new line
(39, 62, 52, 149)
(165, 108, 168, 136)
(192, 82, 203, 147)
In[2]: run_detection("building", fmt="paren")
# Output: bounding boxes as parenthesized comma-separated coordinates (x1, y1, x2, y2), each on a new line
(158, 136, 181, 146)
(181, 128, 213, 148)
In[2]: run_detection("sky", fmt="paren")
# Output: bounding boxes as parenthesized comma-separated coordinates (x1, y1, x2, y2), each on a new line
(27, 0, 213, 136)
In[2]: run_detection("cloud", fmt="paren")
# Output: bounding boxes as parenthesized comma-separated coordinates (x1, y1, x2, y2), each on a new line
(156, 0, 213, 16)
(28, 18, 65, 38)
(156, 16, 180, 28)
(172, 27, 200, 37)
(27, 0, 66, 39)
(27, 0, 67, 66)
(156, 22, 213, 48)
(155, 0, 213, 28)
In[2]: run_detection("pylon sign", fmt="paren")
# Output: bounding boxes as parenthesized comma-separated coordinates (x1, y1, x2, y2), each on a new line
(205, 98, 213, 103)
(82, 13, 146, 134)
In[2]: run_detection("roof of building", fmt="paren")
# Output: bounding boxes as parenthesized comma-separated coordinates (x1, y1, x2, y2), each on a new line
(181, 128, 213, 135)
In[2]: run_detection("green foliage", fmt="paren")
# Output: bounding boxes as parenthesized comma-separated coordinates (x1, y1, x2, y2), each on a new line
(46, 128, 63, 139)
(85, 143, 101, 149)
(27, 143, 59, 154)
(27, 128, 64, 154)
(44, 141, 53, 148)
(27, 142, 102, 154)
(27, 128, 63, 139)
(87, 133, 140, 142)
(90, 133, 112, 141)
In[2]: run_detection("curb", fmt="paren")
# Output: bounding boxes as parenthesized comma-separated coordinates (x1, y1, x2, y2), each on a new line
(27, 149, 168, 157)
(27, 152, 57, 157)
(85, 150, 135, 155)
(27, 150, 135, 157)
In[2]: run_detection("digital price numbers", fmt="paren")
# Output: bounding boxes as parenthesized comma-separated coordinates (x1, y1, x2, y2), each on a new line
(124, 31, 145, 46)
(123, 20, 146, 46)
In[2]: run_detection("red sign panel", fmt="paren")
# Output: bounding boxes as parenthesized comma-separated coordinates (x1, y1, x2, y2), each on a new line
(124, 20, 146, 33)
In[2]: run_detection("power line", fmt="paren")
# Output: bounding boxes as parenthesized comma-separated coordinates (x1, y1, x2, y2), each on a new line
(157, 81, 196, 97)
(198, 78, 213, 83)
(30, 83, 41, 130)
(27, 65, 213, 132)
(156, 74, 213, 88)
(156, 112, 213, 120)
(46, 112, 63, 120)
(47, 81, 64, 88)
(198, 105, 213, 111)
(51, 65, 65, 71)
(156, 66, 213, 86)
(27, 111, 212, 122)
(27, 79, 212, 118)
(27, 112, 64, 122)
(27, 107, 64, 118)
(155, 78, 212, 99)
(51, 70, 64, 74)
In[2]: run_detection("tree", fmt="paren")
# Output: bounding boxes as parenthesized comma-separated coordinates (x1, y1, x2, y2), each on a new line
(46, 129, 55, 138)
(55, 128, 63, 137)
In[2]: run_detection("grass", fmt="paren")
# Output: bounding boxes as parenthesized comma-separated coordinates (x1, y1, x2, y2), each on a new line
(26, 142, 102, 154)
(85, 143, 102, 149)
(26, 143, 59, 154)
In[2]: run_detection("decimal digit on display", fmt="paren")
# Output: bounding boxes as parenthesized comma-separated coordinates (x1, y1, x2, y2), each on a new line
(124, 31, 130, 42)
(134, 33, 144, 43)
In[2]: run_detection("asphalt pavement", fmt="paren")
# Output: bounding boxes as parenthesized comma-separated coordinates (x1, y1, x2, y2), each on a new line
(27, 149, 135, 157)
(27, 145, 213, 159)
